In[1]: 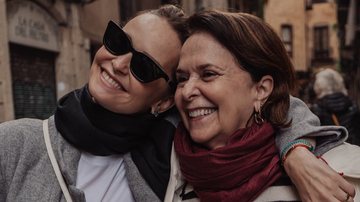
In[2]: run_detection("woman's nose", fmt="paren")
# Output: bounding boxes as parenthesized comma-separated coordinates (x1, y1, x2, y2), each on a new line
(111, 52, 133, 75)
(181, 78, 201, 101)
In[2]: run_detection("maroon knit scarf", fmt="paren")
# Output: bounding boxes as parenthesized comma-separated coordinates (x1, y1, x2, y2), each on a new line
(174, 122, 282, 202)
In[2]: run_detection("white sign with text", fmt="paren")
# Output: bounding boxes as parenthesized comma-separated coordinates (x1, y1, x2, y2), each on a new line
(7, 1, 59, 52)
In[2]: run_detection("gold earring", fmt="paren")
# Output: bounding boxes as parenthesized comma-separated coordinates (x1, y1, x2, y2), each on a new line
(254, 102, 264, 124)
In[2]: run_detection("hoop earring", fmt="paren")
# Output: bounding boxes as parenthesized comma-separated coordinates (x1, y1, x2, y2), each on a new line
(254, 102, 264, 124)
(254, 112, 264, 124)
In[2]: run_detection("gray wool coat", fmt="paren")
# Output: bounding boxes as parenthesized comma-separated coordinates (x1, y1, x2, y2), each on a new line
(0, 116, 160, 202)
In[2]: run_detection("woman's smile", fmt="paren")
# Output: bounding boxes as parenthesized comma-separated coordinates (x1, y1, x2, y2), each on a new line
(99, 67, 126, 92)
(188, 108, 216, 118)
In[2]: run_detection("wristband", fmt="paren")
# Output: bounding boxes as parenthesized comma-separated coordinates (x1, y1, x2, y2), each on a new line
(281, 139, 314, 165)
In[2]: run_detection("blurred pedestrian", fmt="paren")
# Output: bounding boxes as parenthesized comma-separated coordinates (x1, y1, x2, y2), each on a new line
(312, 68, 360, 146)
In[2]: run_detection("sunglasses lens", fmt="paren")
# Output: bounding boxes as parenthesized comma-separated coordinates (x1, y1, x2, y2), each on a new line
(131, 54, 162, 83)
(103, 21, 129, 55)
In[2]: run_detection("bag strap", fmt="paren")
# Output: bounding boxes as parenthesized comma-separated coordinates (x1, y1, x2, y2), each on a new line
(331, 113, 340, 126)
(43, 119, 73, 202)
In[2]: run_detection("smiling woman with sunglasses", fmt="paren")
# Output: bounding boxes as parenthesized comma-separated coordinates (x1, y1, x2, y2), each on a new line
(0, 4, 356, 202)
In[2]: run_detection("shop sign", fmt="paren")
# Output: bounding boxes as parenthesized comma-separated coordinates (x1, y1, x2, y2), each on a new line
(7, 1, 59, 52)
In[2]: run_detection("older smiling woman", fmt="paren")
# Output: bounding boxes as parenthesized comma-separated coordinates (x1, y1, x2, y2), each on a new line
(170, 10, 360, 202)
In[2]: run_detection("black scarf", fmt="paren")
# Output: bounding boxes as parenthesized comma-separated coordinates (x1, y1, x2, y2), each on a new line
(54, 85, 175, 200)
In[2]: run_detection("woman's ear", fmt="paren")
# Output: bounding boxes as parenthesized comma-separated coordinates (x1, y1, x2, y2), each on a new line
(256, 75, 273, 102)
(151, 96, 175, 116)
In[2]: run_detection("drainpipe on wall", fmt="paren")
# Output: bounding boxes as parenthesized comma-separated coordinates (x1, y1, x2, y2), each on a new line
(0, 0, 15, 122)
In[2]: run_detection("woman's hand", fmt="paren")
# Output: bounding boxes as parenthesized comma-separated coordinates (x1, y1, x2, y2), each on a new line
(283, 147, 355, 202)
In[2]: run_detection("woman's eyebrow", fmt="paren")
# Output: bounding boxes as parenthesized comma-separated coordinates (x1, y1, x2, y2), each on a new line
(197, 63, 225, 71)
(176, 63, 225, 73)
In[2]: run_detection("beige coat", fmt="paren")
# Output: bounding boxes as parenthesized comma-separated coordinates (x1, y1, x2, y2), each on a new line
(164, 143, 360, 202)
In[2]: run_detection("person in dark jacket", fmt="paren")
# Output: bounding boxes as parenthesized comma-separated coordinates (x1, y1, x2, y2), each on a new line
(312, 68, 360, 146)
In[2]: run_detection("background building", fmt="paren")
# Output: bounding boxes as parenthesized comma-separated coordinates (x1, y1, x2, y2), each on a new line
(264, 0, 340, 103)
(265, 0, 339, 71)
(263, 0, 359, 105)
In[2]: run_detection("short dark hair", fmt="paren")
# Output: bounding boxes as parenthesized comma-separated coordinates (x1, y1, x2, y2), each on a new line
(187, 10, 296, 128)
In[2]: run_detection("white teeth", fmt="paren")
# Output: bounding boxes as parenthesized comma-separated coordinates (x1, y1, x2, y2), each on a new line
(102, 71, 121, 89)
(189, 108, 216, 118)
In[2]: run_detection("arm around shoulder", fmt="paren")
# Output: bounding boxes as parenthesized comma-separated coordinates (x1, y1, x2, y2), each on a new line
(277, 97, 356, 201)
(276, 96, 320, 153)
(276, 96, 348, 155)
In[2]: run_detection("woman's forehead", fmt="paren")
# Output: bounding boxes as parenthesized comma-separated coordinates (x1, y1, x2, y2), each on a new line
(124, 14, 182, 74)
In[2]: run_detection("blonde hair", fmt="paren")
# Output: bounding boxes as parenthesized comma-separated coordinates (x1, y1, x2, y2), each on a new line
(313, 68, 348, 99)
